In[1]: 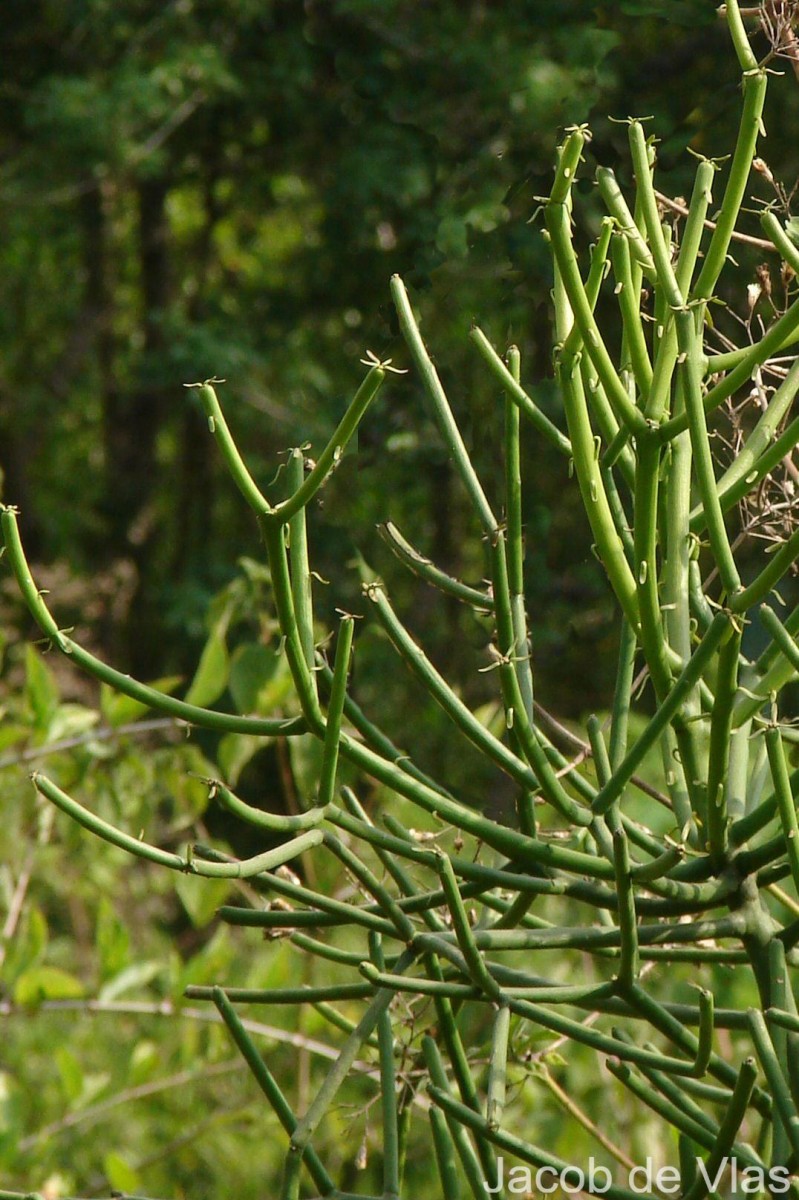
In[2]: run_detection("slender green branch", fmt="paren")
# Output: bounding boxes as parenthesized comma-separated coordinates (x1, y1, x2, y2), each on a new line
(33, 773, 323, 877)
(676, 307, 741, 599)
(378, 521, 492, 610)
(212, 987, 335, 1196)
(596, 165, 656, 278)
(766, 727, 799, 898)
(269, 366, 385, 524)
(613, 827, 639, 988)
(486, 1002, 511, 1130)
(705, 622, 742, 865)
(692, 49, 766, 298)
(391, 274, 497, 534)
(0, 506, 305, 737)
(729, 527, 799, 615)
(191, 380, 273, 515)
(317, 616, 353, 807)
(470, 326, 571, 455)
(593, 613, 729, 815)
(210, 778, 329, 832)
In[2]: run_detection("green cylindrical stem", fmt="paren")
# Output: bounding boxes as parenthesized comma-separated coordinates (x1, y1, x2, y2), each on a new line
(596, 164, 656, 277)
(729, 527, 799, 615)
(378, 520, 492, 610)
(556, 357, 639, 630)
(693, 58, 766, 298)
(766, 727, 799, 899)
(33, 773, 322, 877)
(195, 381, 273, 515)
(391, 274, 497, 534)
(422, 1036, 501, 1199)
(270, 366, 385, 523)
(317, 616, 354, 808)
(286, 448, 318, 707)
(682, 1057, 759, 1200)
(593, 613, 729, 814)
(212, 987, 335, 1196)
(486, 1002, 511, 1129)
(211, 779, 329, 832)
(471, 326, 571, 455)
(705, 622, 742, 865)
(0, 507, 306, 737)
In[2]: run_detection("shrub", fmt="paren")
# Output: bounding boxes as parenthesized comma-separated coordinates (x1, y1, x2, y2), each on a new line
(6, 2, 799, 1197)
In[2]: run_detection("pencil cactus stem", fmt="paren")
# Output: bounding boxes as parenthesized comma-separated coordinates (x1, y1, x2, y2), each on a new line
(504, 344, 535, 729)
(486, 1002, 511, 1130)
(682, 1056, 758, 1200)
(261, 516, 325, 731)
(33, 773, 323, 876)
(693, 58, 766, 298)
(723, 0, 759, 72)
(286, 448, 318, 705)
(211, 988, 336, 1197)
(269, 365, 385, 525)
(470, 326, 571, 456)
(1, 506, 306, 735)
(437, 851, 501, 1001)
(317, 615, 354, 809)
(194, 380, 273, 515)
(628, 121, 683, 312)
(766, 727, 799, 900)
(729, 526, 799, 615)
(593, 613, 729, 815)
(696, 358, 799, 533)
(611, 233, 652, 399)
(391, 274, 497, 534)
(378, 520, 493, 611)
(675, 307, 741, 599)
(705, 622, 741, 865)
(548, 204, 648, 438)
(675, 159, 715, 296)
(634, 435, 673, 698)
(613, 827, 639, 989)
(596, 165, 656, 278)
(555, 357, 640, 630)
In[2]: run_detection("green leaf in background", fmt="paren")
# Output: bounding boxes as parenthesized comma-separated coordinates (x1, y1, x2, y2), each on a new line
(4, 904, 48, 984)
(175, 874, 231, 929)
(786, 217, 799, 246)
(100, 675, 184, 727)
(173, 926, 233, 1000)
(229, 642, 276, 712)
(218, 731, 269, 786)
(128, 1039, 159, 1086)
(14, 964, 85, 1005)
(46, 702, 99, 743)
(184, 627, 229, 707)
(288, 733, 326, 806)
(103, 1150, 142, 1193)
(95, 896, 130, 980)
(98, 960, 163, 1002)
(24, 645, 59, 733)
(55, 1045, 84, 1104)
(229, 642, 295, 715)
(0, 721, 29, 754)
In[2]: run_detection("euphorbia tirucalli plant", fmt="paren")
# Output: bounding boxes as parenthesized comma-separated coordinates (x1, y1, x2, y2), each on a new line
(6, 2, 799, 1197)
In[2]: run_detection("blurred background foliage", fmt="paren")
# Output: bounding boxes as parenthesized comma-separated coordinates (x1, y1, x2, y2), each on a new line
(1, 0, 797, 1194)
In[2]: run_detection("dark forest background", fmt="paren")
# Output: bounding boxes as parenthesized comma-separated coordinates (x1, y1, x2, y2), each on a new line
(2, 0, 798, 754)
